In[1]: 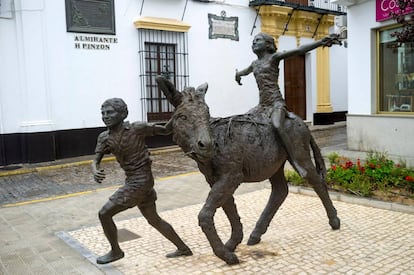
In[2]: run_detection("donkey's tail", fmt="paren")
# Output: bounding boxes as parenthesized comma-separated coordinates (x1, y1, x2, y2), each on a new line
(310, 134, 327, 179)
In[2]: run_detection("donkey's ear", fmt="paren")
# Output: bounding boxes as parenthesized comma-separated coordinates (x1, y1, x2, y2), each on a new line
(156, 75, 183, 107)
(196, 83, 208, 94)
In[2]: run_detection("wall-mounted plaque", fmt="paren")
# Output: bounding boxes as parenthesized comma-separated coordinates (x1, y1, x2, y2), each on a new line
(65, 0, 116, 35)
(208, 12, 239, 41)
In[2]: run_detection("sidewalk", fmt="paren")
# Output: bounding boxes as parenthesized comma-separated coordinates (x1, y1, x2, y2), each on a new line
(1, 172, 413, 274)
(1, 122, 413, 274)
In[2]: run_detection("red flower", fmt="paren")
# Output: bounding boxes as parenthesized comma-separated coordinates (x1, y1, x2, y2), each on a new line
(405, 175, 414, 182)
(368, 163, 376, 169)
(345, 161, 353, 169)
(332, 165, 337, 171)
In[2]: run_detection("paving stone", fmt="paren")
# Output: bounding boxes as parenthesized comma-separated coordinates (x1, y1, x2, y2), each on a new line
(1, 123, 413, 274)
(52, 184, 414, 274)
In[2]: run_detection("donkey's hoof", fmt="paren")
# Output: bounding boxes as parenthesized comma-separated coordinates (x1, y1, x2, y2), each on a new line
(329, 217, 340, 230)
(224, 252, 239, 265)
(247, 235, 261, 246)
(224, 240, 238, 252)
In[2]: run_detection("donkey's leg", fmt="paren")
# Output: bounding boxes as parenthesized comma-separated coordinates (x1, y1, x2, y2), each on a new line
(222, 196, 243, 252)
(247, 166, 288, 246)
(297, 156, 340, 230)
(198, 176, 241, 265)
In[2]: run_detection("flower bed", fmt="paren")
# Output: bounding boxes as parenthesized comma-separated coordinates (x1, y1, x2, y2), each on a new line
(286, 152, 414, 205)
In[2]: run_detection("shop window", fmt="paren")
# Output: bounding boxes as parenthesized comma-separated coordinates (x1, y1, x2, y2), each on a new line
(138, 29, 189, 122)
(378, 26, 414, 113)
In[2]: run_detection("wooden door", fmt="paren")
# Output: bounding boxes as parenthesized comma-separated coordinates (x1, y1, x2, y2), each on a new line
(284, 55, 306, 120)
(144, 42, 176, 122)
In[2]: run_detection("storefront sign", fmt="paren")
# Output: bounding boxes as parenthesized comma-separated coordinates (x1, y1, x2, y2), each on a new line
(208, 12, 239, 41)
(376, 0, 413, 22)
(73, 35, 118, 50)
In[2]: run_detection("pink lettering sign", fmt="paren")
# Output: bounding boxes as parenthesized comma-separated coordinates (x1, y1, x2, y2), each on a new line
(376, 0, 413, 22)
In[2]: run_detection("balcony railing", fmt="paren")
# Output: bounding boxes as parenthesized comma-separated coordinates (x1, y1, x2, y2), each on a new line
(249, 0, 347, 15)
(309, 0, 347, 13)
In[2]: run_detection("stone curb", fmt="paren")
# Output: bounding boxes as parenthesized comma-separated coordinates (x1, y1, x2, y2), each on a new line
(55, 231, 122, 275)
(0, 146, 182, 177)
(288, 184, 414, 214)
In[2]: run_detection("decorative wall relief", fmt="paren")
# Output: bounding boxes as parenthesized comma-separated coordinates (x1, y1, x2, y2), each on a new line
(65, 0, 116, 35)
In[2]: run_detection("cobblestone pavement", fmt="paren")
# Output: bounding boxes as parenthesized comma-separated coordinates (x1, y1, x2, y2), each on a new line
(1, 170, 413, 275)
(66, 175, 414, 275)
(2, 122, 413, 274)
(0, 149, 198, 206)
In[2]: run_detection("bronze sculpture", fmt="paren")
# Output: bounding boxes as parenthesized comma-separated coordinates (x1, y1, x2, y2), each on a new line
(236, 32, 342, 177)
(156, 32, 341, 264)
(92, 98, 192, 264)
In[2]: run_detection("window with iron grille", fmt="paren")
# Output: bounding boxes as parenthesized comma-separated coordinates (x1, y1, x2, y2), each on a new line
(138, 29, 189, 122)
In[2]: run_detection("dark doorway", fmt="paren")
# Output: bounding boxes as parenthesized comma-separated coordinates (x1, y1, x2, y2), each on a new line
(284, 55, 306, 120)
(144, 42, 176, 122)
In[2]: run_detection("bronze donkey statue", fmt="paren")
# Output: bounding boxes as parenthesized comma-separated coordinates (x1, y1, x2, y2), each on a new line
(156, 76, 340, 265)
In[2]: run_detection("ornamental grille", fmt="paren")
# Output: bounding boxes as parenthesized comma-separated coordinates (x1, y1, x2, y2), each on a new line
(138, 29, 189, 122)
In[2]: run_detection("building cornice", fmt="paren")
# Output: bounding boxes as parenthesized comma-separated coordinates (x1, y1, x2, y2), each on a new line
(134, 17, 191, 32)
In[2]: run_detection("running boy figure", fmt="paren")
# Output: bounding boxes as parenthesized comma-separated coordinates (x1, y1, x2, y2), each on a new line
(92, 98, 192, 264)
(235, 32, 341, 177)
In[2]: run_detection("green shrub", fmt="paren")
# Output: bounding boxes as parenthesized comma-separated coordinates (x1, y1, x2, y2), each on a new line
(326, 152, 414, 197)
(285, 170, 306, 186)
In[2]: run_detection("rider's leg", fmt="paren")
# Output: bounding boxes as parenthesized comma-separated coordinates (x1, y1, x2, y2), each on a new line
(271, 109, 308, 178)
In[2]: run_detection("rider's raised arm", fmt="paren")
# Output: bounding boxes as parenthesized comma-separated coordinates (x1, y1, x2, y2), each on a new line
(236, 63, 253, 77)
(273, 34, 340, 61)
(235, 63, 253, 85)
(273, 40, 323, 60)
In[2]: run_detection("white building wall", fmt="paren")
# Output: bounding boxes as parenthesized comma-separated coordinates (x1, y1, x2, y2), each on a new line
(1, 0, 146, 133)
(182, 0, 260, 118)
(0, 0, 347, 135)
(345, 0, 414, 165)
(330, 34, 348, 111)
(347, 0, 378, 115)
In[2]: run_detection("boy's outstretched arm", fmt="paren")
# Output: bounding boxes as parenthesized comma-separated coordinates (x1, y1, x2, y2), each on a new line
(131, 121, 171, 136)
(153, 120, 173, 135)
(92, 152, 106, 183)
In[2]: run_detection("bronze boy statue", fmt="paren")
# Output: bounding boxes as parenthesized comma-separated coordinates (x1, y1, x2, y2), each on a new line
(235, 32, 341, 177)
(92, 98, 192, 264)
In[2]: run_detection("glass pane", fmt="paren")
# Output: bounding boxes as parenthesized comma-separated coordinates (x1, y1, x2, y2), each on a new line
(379, 27, 414, 113)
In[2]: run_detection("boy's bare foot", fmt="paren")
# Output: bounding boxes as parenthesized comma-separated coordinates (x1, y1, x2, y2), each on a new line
(166, 248, 193, 258)
(96, 250, 125, 264)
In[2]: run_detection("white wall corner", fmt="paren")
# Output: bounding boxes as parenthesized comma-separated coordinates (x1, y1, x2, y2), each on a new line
(330, 0, 355, 6)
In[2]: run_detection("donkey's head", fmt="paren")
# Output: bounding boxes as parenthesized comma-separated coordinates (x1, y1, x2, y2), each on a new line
(156, 76, 214, 161)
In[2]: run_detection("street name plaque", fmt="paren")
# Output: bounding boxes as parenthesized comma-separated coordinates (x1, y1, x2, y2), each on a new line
(208, 12, 239, 41)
